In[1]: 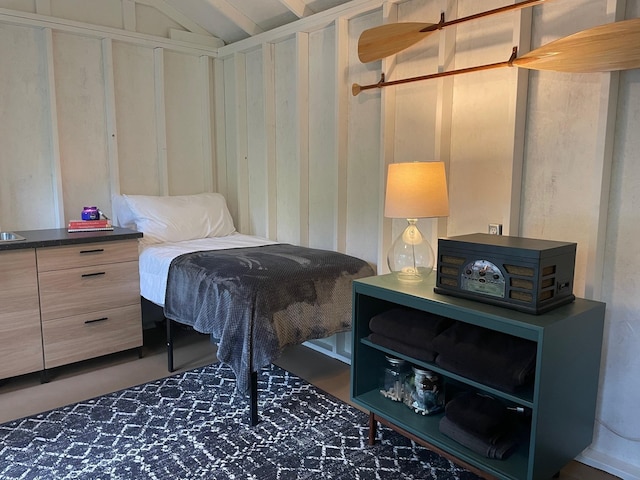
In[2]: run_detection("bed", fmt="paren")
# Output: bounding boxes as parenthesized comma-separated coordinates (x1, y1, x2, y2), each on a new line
(113, 193, 374, 424)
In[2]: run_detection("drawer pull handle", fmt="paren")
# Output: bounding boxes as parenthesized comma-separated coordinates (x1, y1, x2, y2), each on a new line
(82, 271, 106, 278)
(80, 248, 105, 254)
(85, 317, 108, 324)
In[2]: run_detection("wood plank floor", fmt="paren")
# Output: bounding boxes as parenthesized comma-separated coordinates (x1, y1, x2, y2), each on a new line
(0, 325, 619, 480)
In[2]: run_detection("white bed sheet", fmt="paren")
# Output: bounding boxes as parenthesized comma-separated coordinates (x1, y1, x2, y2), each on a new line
(139, 233, 279, 306)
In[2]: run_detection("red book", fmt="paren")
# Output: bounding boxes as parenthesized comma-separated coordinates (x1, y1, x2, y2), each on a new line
(68, 219, 113, 232)
(68, 219, 110, 227)
(67, 226, 114, 232)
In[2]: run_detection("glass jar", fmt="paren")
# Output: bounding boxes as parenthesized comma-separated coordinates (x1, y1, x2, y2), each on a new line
(410, 367, 444, 415)
(380, 356, 408, 402)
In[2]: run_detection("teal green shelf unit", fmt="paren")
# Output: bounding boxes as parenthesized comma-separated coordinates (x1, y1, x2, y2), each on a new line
(351, 274, 605, 480)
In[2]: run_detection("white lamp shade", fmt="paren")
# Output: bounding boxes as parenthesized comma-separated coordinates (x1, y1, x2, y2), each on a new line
(384, 162, 449, 219)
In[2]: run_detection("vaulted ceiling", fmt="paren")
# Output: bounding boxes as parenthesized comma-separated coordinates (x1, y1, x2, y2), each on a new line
(163, 0, 354, 45)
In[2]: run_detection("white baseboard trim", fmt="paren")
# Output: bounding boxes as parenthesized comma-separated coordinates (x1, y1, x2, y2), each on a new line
(303, 340, 351, 365)
(577, 448, 640, 480)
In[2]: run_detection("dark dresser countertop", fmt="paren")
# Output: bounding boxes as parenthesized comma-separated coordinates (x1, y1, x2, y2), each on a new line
(0, 227, 142, 251)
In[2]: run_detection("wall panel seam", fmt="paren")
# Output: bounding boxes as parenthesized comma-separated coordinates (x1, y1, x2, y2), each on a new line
(153, 48, 169, 195)
(43, 27, 65, 227)
(296, 32, 310, 247)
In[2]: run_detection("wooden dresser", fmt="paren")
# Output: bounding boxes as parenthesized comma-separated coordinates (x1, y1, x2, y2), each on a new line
(0, 227, 143, 381)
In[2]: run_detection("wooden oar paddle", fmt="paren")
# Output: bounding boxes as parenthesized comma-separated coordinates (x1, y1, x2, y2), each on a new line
(352, 18, 640, 96)
(358, 0, 548, 63)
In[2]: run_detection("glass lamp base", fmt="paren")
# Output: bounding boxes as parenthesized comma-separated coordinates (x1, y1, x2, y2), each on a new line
(393, 267, 433, 283)
(387, 219, 435, 283)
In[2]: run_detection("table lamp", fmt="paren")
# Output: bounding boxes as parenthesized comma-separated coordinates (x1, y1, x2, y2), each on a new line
(384, 161, 449, 282)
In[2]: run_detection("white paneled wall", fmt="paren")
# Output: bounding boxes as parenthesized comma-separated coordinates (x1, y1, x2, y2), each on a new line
(245, 48, 269, 237)
(522, 1, 606, 298)
(112, 41, 159, 195)
(215, 0, 640, 476)
(447, 0, 526, 239)
(275, 37, 304, 245)
(53, 32, 111, 222)
(308, 25, 338, 252)
(0, 2, 217, 228)
(1, 0, 640, 476)
(164, 51, 212, 194)
(345, 11, 383, 266)
(599, 64, 640, 476)
(0, 24, 57, 230)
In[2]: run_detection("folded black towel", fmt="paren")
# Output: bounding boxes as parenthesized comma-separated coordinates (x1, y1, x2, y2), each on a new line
(369, 308, 453, 350)
(368, 333, 436, 362)
(432, 322, 536, 392)
(439, 416, 517, 460)
(445, 392, 507, 438)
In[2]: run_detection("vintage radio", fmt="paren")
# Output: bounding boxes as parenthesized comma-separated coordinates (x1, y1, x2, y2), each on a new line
(434, 233, 576, 314)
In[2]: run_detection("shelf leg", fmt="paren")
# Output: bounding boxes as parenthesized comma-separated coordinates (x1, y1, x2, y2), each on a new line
(368, 412, 377, 445)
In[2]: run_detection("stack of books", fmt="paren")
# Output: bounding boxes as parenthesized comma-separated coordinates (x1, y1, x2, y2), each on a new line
(67, 219, 114, 232)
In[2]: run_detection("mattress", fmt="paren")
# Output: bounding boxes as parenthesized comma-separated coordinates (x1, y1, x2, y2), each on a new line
(139, 233, 278, 306)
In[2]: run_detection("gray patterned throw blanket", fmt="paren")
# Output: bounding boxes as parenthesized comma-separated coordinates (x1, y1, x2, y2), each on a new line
(164, 244, 374, 394)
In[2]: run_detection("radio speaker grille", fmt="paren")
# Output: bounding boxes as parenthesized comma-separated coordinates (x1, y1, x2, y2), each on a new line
(438, 258, 560, 305)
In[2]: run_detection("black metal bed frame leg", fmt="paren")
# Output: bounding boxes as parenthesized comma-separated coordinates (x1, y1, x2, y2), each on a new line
(250, 371, 259, 426)
(247, 308, 260, 426)
(165, 314, 259, 425)
(166, 317, 174, 372)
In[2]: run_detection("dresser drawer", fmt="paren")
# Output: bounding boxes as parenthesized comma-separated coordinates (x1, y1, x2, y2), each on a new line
(38, 261, 140, 321)
(0, 249, 44, 378)
(42, 304, 142, 369)
(36, 239, 139, 271)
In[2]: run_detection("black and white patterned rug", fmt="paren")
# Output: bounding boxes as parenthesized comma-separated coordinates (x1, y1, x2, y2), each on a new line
(0, 363, 481, 479)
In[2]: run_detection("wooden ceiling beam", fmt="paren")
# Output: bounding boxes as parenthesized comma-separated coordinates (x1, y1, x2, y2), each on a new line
(135, 0, 211, 35)
(277, 0, 314, 18)
(203, 0, 264, 36)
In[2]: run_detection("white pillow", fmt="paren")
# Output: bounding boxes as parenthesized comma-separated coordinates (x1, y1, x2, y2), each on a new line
(111, 194, 137, 229)
(120, 193, 236, 244)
